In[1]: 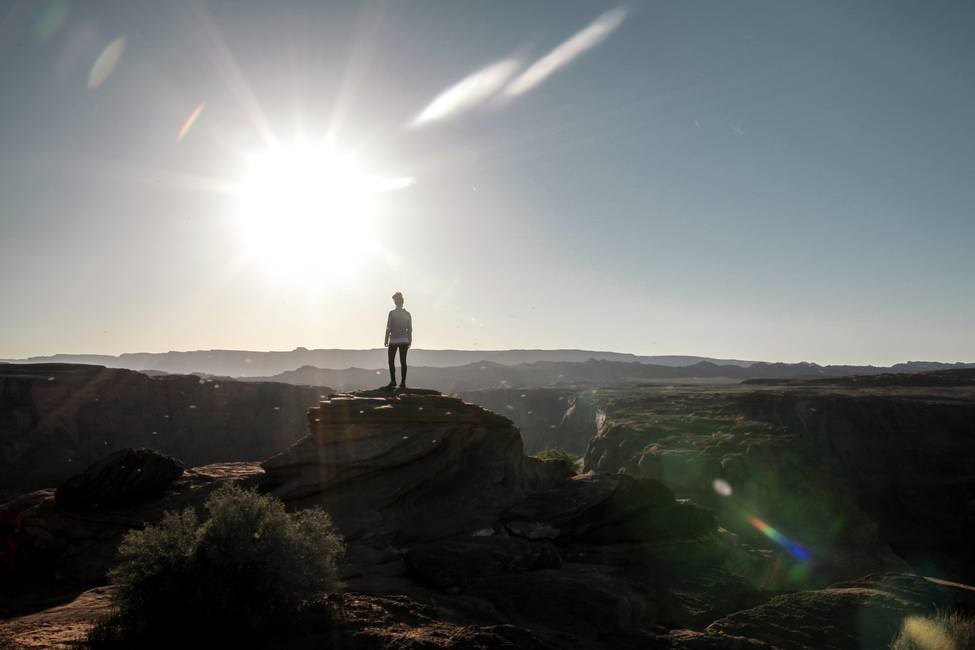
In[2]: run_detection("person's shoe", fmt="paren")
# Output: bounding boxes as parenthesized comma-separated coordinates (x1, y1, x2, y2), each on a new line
(398, 383, 406, 389)
(385, 381, 396, 389)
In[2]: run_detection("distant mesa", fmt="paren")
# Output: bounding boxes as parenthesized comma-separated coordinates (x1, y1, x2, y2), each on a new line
(1, 348, 760, 378)
(246, 357, 975, 393)
(4, 350, 971, 392)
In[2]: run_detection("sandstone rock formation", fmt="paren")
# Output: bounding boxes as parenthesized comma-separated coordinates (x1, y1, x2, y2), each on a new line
(262, 388, 573, 543)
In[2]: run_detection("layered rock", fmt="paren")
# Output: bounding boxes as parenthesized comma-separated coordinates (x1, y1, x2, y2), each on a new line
(261, 389, 572, 543)
(255, 388, 762, 641)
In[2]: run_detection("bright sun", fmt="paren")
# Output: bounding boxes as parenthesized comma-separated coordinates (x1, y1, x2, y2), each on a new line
(235, 143, 410, 278)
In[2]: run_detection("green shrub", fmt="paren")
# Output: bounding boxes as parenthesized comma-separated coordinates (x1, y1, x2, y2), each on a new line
(532, 448, 580, 465)
(90, 484, 343, 645)
(891, 610, 975, 650)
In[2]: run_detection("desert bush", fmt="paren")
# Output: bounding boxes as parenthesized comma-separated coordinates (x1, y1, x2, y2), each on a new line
(88, 483, 343, 646)
(890, 610, 975, 650)
(532, 448, 580, 465)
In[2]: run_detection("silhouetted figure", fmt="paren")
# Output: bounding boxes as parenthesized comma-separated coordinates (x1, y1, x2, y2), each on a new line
(385, 291, 412, 388)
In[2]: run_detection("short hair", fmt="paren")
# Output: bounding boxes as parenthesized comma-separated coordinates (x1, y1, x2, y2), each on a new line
(392, 292, 404, 302)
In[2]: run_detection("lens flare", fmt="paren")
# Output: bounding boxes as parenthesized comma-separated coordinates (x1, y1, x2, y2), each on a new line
(505, 7, 626, 96)
(88, 36, 126, 89)
(32, 0, 70, 40)
(712, 478, 733, 496)
(411, 58, 521, 126)
(177, 102, 205, 141)
(747, 515, 811, 562)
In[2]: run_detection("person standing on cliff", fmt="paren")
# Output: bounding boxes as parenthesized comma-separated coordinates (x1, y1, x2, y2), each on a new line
(384, 292, 412, 389)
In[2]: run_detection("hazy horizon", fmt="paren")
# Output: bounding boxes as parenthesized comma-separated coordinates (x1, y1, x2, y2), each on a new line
(4, 345, 972, 369)
(3, 1, 973, 365)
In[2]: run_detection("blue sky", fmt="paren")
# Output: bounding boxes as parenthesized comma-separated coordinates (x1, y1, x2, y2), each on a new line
(1, 0, 972, 364)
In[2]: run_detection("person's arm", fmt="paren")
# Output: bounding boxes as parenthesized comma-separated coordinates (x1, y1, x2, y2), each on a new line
(384, 312, 391, 347)
(407, 312, 413, 346)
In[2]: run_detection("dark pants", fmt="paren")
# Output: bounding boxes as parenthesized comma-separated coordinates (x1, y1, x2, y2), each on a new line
(388, 344, 408, 384)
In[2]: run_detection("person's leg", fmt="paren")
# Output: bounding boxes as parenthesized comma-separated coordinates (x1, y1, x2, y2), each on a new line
(399, 345, 408, 386)
(387, 345, 397, 386)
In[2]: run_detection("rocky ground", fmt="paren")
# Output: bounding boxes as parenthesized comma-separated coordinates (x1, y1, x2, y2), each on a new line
(2, 380, 974, 648)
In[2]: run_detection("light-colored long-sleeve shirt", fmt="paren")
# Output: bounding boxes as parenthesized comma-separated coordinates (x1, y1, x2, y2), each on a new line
(386, 308, 412, 345)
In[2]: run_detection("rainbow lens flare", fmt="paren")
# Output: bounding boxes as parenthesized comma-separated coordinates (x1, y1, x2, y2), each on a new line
(177, 102, 205, 141)
(747, 515, 811, 563)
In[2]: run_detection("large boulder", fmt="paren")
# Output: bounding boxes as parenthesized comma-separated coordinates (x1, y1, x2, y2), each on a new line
(261, 389, 572, 544)
(55, 448, 185, 510)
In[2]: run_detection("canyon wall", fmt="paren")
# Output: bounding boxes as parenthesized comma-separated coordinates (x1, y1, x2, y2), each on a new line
(585, 381, 975, 584)
(0, 364, 327, 498)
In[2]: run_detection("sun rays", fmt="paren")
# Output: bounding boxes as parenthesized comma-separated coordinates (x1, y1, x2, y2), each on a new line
(47, 3, 626, 293)
(234, 143, 413, 280)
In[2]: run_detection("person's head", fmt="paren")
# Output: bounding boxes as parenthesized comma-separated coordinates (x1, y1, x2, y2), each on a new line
(392, 291, 404, 307)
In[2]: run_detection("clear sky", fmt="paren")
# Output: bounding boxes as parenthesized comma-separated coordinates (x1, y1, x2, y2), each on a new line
(1, 0, 973, 365)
